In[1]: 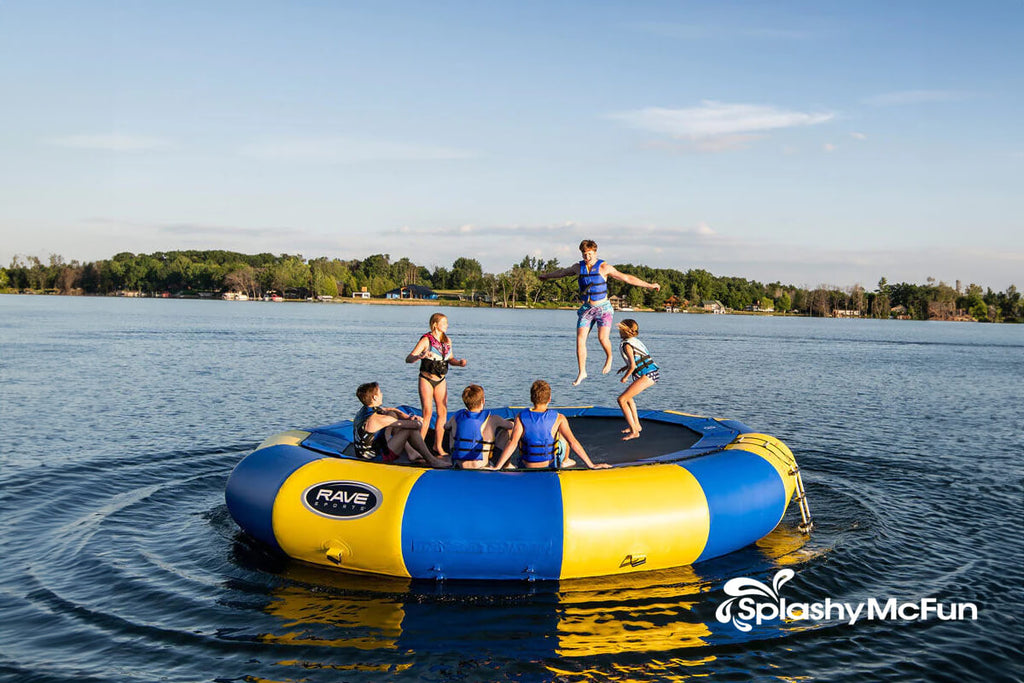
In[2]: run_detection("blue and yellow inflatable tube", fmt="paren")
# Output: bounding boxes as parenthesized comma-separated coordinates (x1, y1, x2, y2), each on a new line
(226, 407, 800, 580)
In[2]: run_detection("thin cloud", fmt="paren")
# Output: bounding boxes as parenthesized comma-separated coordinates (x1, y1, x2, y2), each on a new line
(850, 132, 867, 141)
(46, 134, 172, 152)
(158, 223, 285, 238)
(239, 136, 477, 163)
(381, 222, 717, 243)
(861, 90, 968, 106)
(610, 101, 834, 151)
(629, 22, 811, 40)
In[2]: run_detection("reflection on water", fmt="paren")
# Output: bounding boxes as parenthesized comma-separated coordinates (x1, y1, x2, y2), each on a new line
(249, 521, 812, 676)
(2, 298, 1020, 682)
(263, 585, 406, 651)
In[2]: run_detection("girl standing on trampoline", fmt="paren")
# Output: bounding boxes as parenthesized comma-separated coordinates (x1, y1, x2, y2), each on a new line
(406, 312, 467, 455)
(615, 318, 659, 441)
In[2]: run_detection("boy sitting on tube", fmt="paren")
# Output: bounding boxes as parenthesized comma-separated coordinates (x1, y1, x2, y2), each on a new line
(488, 380, 611, 470)
(353, 382, 449, 467)
(443, 384, 514, 469)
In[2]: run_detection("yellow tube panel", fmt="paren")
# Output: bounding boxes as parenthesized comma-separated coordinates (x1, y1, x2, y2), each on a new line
(272, 459, 427, 577)
(558, 465, 710, 579)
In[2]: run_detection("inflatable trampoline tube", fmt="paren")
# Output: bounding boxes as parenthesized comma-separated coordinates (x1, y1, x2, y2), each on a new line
(226, 406, 802, 580)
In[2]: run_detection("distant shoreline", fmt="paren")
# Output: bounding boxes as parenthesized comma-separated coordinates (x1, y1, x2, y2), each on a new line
(1, 291, 969, 321)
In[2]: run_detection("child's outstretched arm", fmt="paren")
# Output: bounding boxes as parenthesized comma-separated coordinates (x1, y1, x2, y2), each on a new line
(604, 265, 660, 291)
(538, 265, 578, 281)
(558, 417, 611, 469)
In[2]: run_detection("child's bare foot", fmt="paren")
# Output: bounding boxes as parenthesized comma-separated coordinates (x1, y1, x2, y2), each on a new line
(434, 446, 448, 457)
(622, 431, 641, 441)
(572, 372, 587, 386)
(561, 457, 577, 468)
(621, 426, 632, 433)
(601, 359, 613, 374)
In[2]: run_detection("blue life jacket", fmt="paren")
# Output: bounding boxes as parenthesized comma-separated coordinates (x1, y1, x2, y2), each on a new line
(519, 409, 559, 464)
(577, 259, 608, 304)
(620, 338, 658, 376)
(451, 409, 492, 461)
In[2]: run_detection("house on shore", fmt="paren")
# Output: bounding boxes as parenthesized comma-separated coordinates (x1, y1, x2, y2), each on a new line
(385, 284, 438, 300)
(352, 286, 371, 299)
(702, 300, 726, 314)
(608, 294, 634, 311)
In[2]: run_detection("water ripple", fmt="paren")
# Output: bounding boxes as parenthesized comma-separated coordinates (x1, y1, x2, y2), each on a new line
(1, 298, 1020, 682)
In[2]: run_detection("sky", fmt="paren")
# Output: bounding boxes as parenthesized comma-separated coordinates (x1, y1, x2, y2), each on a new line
(1, 0, 1021, 290)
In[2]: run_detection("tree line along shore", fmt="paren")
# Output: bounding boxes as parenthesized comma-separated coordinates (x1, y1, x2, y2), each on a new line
(3, 250, 1020, 323)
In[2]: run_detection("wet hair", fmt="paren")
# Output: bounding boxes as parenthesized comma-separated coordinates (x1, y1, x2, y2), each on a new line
(429, 312, 450, 346)
(356, 382, 380, 406)
(530, 379, 551, 406)
(579, 239, 598, 252)
(462, 384, 485, 410)
(617, 318, 639, 338)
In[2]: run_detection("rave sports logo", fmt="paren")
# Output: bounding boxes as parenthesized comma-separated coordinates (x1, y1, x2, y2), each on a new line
(715, 569, 978, 632)
(303, 481, 382, 519)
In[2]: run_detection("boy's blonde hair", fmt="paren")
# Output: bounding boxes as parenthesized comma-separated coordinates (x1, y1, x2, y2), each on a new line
(530, 379, 551, 406)
(462, 384, 485, 410)
(617, 318, 639, 338)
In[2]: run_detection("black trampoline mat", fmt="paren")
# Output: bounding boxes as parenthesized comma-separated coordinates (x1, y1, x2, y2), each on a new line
(565, 416, 701, 465)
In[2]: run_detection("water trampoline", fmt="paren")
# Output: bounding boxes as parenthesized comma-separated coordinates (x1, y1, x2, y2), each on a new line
(225, 406, 811, 580)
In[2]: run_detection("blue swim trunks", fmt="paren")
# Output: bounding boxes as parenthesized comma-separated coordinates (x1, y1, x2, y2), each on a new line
(577, 298, 614, 329)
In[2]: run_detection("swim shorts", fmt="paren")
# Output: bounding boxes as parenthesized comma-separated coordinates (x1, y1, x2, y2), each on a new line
(577, 299, 614, 329)
(632, 370, 660, 383)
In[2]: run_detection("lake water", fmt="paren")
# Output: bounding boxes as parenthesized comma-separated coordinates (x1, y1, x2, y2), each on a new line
(1, 295, 1021, 682)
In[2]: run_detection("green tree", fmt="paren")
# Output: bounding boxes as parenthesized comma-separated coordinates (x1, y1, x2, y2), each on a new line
(360, 254, 391, 281)
(450, 257, 483, 289)
(366, 274, 396, 296)
(431, 266, 451, 290)
(776, 292, 792, 312)
(685, 269, 714, 304)
(312, 270, 338, 297)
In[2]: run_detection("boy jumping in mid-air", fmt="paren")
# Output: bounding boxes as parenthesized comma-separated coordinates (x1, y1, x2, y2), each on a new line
(539, 240, 660, 386)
